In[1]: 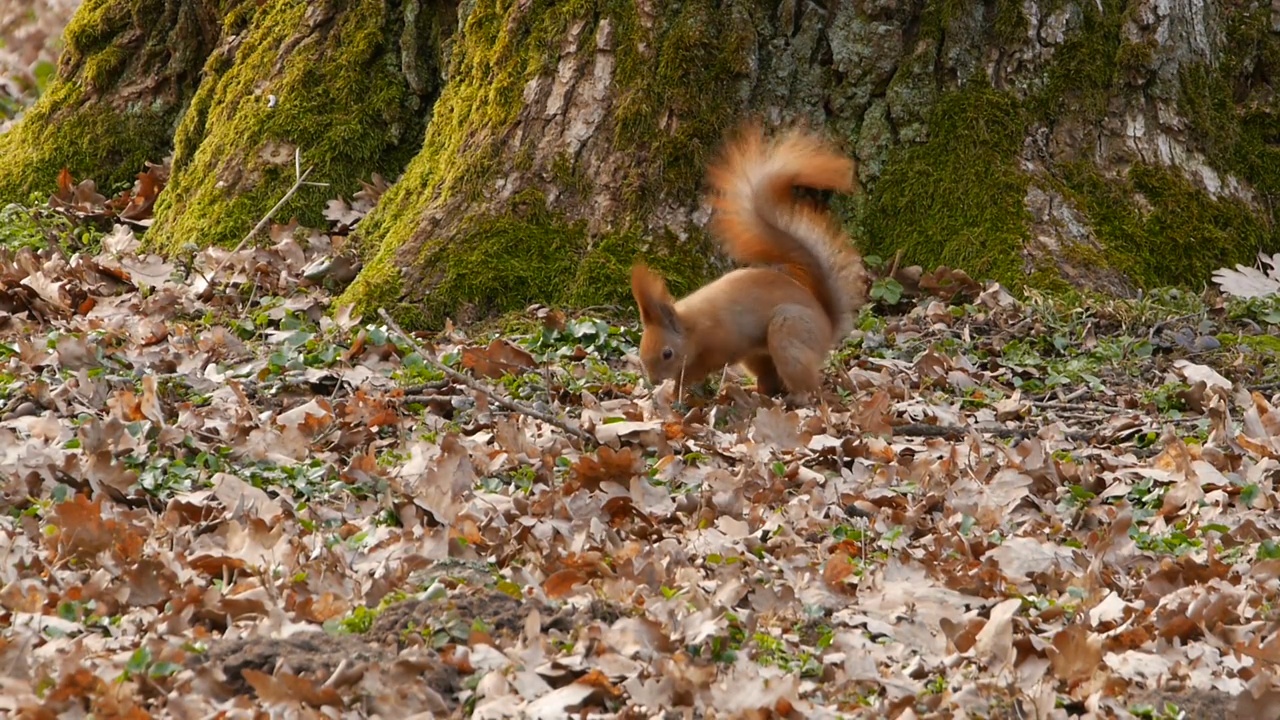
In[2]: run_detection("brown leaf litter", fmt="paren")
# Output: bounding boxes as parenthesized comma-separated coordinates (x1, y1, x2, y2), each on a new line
(1, 212, 1280, 718)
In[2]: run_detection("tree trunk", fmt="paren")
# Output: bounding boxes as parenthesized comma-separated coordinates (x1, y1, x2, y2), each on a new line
(2, 0, 1278, 329)
(0, 0, 453, 250)
(147, 0, 455, 252)
(346, 0, 1280, 325)
(0, 0, 219, 201)
(341, 0, 762, 326)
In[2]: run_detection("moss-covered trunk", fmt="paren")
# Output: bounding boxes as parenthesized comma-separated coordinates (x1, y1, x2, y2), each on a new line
(4, 0, 1278, 327)
(0, 0, 221, 201)
(0, 0, 452, 250)
(146, 0, 454, 251)
(341, 0, 1280, 327)
(340, 0, 758, 327)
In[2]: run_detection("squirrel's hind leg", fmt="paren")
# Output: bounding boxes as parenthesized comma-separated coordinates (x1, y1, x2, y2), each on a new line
(765, 305, 829, 398)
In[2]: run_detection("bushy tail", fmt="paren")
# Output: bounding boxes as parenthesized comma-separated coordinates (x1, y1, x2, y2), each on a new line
(705, 121, 867, 337)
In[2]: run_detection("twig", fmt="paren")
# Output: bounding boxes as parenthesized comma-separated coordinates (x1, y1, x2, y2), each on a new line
(211, 166, 311, 280)
(403, 393, 460, 405)
(210, 149, 324, 281)
(1057, 386, 1090, 403)
(1146, 312, 1201, 343)
(401, 380, 451, 394)
(1033, 399, 1126, 412)
(377, 309, 595, 444)
(890, 422, 1096, 442)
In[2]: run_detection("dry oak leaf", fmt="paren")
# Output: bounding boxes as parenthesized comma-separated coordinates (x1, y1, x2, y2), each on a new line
(461, 338, 537, 379)
(972, 597, 1022, 671)
(542, 569, 589, 599)
(241, 668, 343, 708)
(593, 419, 664, 448)
(568, 445, 644, 492)
(1212, 252, 1280, 299)
(395, 433, 476, 524)
(919, 265, 983, 302)
(276, 397, 333, 435)
(850, 389, 894, 436)
(1048, 623, 1104, 685)
(750, 405, 802, 450)
(50, 493, 121, 559)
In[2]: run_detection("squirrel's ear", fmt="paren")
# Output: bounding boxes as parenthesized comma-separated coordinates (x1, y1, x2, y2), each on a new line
(630, 264, 680, 332)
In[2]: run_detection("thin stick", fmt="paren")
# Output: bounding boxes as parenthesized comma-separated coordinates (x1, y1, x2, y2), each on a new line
(377, 309, 595, 444)
(210, 164, 314, 280)
(889, 422, 1096, 442)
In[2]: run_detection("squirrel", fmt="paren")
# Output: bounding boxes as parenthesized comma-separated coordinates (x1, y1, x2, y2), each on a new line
(629, 120, 868, 400)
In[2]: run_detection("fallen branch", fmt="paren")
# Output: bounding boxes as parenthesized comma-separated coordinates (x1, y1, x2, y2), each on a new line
(891, 422, 1096, 442)
(377, 309, 595, 445)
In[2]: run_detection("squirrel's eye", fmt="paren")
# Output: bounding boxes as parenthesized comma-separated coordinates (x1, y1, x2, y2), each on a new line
(661, 348, 674, 360)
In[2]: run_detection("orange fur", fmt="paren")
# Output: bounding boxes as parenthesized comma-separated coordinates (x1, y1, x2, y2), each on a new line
(630, 121, 868, 399)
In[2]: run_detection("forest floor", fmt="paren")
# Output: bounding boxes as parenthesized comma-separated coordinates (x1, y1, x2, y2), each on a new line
(2, 194, 1280, 720)
(6, 3, 1280, 719)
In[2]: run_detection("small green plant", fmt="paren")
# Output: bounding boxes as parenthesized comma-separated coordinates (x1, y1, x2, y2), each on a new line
(0, 202, 106, 253)
(870, 276, 904, 305)
(1258, 539, 1280, 561)
(1142, 382, 1190, 415)
(1129, 701, 1186, 720)
(750, 632, 824, 678)
(1131, 521, 1203, 556)
(120, 647, 182, 682)
(338, 605, 378, 634)
(519, 316, 639, 361)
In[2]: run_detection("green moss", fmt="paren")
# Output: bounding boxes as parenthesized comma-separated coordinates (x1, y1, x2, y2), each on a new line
(1137, 4, 1280, 285)
(1027, 262, 1075, 295)
(569, 226, 715, 308)
(1219, 334, 1280, 355)
(549, 151, 591, 200)
(82, 46, 130, 92)
(609, 0, 755, 208)
(61, 0, 132, 60)
(916, 0, 1027, 47)
(871, 0, 1279, 294)
(1027, 0, 1123, 122)
(861, 83, 1032, 287)
(341, 257, 414, 326)
(1179, 8, 1280, 210)
(992, 2, 1029, 46)
(396, 189, 717, 327)
(1115, 38, 1156, 81)
(1058, 162, 1275, 288)
(145, 0, 437, 253)
(0, 0, 200, 202)
(343, 0, 753, 329)
(0, 80, 172, 201)
(348, 0, 539, 265)
(414, 189, 584, 325)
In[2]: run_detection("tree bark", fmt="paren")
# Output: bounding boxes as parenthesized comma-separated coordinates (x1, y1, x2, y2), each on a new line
(0, 0, 219, 201)
(147, 0, 455, 252)
(1, 0, 1278, 329)
(0, 0, 452, 251)
(344, 0, 1280, 326)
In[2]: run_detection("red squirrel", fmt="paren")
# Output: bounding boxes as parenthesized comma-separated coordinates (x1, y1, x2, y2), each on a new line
(630, 121, 868, 400)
